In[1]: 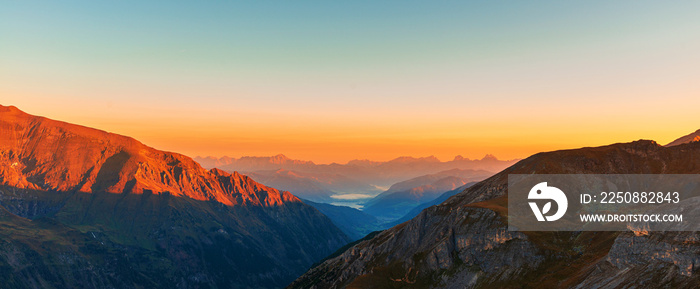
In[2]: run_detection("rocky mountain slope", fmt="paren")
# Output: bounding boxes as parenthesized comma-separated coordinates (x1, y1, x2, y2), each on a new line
(0, 105, 350, 288)
(289, 139, 700, 289)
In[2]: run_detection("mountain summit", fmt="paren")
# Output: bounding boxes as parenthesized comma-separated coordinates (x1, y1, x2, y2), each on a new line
(0, 105, 297, 207)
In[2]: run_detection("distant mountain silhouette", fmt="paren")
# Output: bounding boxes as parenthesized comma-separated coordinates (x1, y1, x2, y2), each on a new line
(196, 153, 516, 189)
(0, 105, 349, 288)
(195, 154, 315, 171)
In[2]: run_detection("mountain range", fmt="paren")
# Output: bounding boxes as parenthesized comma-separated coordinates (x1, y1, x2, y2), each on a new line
(0, 105, 349, 288)
(290, 138, 700, 288)
(195, 153, 515, 190)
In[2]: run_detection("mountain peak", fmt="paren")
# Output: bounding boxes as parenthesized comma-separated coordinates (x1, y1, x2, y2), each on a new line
(0, 105, 299, 207)
(209, 167, 230, 176)
(0, 105, 22, 113)
(481, 154, 498, 161)
(423, 155, 440, 162)
(665, 129, 700, 147)
(270, 154, 290, 162)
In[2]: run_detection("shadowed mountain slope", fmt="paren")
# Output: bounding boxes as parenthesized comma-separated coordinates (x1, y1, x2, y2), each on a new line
(303, 200, 383, 241)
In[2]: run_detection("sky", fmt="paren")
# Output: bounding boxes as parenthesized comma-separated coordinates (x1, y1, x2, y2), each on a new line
(1, 1, 699, 163)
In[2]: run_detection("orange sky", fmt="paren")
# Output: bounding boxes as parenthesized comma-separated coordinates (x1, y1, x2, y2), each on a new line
(3, 90, 698, 164)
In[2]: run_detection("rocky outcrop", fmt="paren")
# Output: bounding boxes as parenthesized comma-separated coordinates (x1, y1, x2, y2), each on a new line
(608, 232, 700, 277)
(573, 232, 700, 288)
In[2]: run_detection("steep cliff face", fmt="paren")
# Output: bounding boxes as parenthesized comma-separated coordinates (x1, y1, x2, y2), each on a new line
(290, 140, 700, 288)
(0, 105, 350, 288)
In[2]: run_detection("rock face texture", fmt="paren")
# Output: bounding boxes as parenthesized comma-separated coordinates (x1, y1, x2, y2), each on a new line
(290, 139, 700, 289)
(0, 105, 350, 288)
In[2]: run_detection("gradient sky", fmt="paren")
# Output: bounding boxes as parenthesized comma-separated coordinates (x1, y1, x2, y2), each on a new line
(2, 1, 699, 163)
